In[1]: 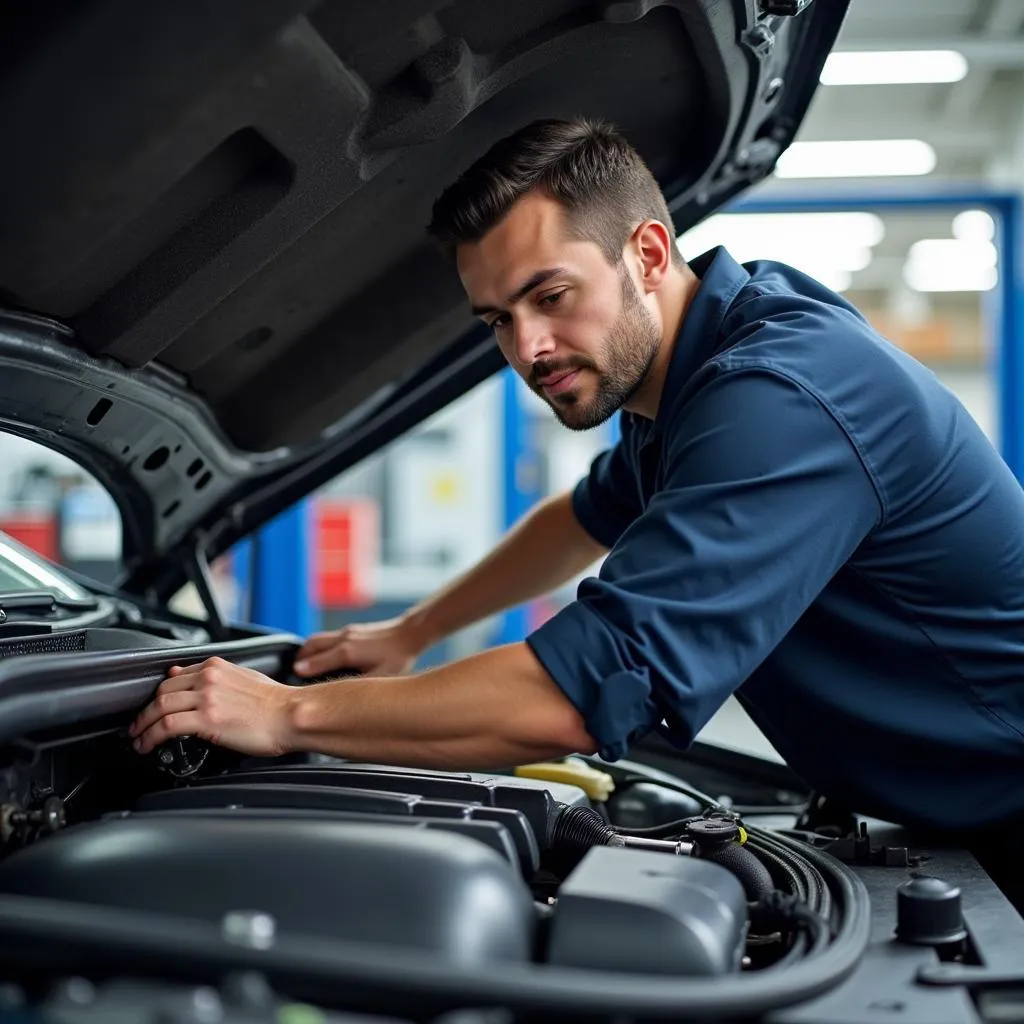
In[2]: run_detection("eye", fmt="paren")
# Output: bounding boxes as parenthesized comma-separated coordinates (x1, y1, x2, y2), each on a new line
(489, 313, 512, 332)
(539, 289, 566, 307)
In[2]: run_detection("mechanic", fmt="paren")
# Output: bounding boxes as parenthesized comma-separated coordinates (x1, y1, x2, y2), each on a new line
(131, 118, 1024, 869)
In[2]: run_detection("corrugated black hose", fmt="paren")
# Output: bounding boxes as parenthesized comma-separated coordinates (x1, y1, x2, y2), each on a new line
(552, 805, 778, 901)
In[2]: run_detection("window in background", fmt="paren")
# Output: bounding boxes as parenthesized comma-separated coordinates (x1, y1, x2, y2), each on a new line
(0, 434, 122, 583)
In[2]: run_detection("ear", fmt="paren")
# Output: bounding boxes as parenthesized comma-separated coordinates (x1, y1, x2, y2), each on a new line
(629, 219, 674, 294)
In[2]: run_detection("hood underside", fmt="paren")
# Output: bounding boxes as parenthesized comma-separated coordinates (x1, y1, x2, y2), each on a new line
(0, 0, 848, 592)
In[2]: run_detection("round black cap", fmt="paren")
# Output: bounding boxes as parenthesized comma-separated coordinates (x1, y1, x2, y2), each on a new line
(895, 876, 967, 946)
(685, 817, 741, 845)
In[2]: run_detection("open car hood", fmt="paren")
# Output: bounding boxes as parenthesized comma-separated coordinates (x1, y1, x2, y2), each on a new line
(0, 0, 849, 598)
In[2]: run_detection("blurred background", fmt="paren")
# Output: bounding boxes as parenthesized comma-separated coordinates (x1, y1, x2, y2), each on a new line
(2, 0, 1022, 758)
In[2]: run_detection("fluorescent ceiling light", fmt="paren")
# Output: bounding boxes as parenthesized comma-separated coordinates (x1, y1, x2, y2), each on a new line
(678, 212, 883, 293)
(952, 209, 995, 243)
(775, 140, 937, 179)
(821, 50, 968, 86)
(680, 212, 885, 253)
(903, 238, 997, 293)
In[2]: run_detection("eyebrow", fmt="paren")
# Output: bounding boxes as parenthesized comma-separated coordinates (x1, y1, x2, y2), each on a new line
(471, 267, 567, 317)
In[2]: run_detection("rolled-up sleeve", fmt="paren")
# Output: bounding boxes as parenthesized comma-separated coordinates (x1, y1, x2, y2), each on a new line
(526, 368, 884, 762)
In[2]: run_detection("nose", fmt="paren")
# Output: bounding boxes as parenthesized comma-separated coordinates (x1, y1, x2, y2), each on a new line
(511, 311, 555, 368)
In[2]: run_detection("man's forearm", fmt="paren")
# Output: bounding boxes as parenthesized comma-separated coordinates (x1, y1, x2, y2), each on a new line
(402, 490, 607, 650)
(283, 641, 598, 769)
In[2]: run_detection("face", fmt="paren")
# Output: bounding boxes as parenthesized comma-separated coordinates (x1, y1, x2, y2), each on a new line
(457, 192, 661, 431)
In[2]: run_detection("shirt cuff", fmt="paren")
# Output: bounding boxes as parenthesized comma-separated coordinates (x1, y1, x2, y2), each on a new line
(571, 477, 623, 550)
(526, 599, 659, 761)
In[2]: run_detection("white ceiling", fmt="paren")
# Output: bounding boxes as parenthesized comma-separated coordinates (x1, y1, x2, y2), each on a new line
(761, 0, 1024, 192)
(700, 0, 1024, 298)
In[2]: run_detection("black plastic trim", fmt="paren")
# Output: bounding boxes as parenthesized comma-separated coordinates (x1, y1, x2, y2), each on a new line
(0, 633, 299, 743)
(133, 326, 505, 601)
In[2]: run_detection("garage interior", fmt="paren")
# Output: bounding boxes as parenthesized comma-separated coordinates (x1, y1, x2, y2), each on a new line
(2, 2, 1024, 1020)
(0, 0, 1022, 762)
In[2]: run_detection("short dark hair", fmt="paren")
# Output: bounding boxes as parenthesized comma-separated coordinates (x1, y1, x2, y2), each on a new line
(428, 117, 684, 267)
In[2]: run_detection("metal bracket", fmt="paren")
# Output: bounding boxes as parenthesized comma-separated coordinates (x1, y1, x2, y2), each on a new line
(742, 23, 775, 59)
(824, 821, 928, 869)
(918, 964, 1024, 988)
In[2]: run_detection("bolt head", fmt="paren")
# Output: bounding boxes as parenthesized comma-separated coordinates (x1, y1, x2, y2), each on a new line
(222, 911, 276, 950)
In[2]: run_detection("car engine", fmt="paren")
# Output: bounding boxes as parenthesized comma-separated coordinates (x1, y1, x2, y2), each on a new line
(0, 613, 1021, 1024)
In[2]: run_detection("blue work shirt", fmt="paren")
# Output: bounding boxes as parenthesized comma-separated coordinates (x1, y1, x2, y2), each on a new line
(527, 246, 1024, 831)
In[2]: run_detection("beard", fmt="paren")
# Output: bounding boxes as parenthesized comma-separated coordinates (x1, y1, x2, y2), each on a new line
(528, 268, 661, 431)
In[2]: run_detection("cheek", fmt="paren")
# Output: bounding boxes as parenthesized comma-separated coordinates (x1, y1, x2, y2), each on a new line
(562, 310, 616, 359)
(495, 335, 517, 363)
(573, 291, 622, 338)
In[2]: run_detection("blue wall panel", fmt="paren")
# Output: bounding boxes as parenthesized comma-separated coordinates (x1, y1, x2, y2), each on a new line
(247, 499, 315, 638)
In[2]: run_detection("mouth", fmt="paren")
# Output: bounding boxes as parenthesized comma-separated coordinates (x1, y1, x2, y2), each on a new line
(538, 368, 582, 396)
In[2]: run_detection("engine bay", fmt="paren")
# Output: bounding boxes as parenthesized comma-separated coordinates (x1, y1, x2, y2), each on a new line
(0, 624, 1022, 1023)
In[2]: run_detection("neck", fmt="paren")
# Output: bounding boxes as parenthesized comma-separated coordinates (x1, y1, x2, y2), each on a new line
(624, 263, 700, 420)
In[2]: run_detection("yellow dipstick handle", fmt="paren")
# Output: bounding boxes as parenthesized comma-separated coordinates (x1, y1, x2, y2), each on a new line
(514, 760, 616, 801)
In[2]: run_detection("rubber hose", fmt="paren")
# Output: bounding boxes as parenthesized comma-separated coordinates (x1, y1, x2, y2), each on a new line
(550, 805, 616, 850)
(751, 834, 822, 910)
(699, 840, 775, 901)
(746, 830, 831, 922)
(750, 839, 809, 905)
(555, 805, 775, 902)
(742, 840, 814, 970)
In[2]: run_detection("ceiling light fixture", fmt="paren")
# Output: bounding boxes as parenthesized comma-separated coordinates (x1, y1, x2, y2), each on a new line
(820, 50, 968, 86)
(951, 209, 996, 243)
(678, 212, 885, 293)
(774, 140, 937, 179)
(903, 239, 998, 293)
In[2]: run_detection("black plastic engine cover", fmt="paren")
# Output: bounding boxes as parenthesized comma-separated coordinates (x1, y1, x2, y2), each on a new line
(138, 781, 541, 874)
(124, 805, 523, 867)
(222, 762, 590, 847)
(546, 846, 748, 976)
(0, 817, 535, 965)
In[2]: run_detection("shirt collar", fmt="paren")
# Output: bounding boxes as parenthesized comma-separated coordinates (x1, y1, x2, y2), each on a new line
(650, 246, 750, 436)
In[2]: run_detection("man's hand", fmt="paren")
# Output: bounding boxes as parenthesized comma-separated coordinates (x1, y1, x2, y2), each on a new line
(129, 643, 598, 772)
(129, 658, 298, 758)
(293, 617, 425, 679)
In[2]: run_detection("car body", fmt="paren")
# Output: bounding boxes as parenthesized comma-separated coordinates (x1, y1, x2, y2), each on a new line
(0, 2, 1021, 1021)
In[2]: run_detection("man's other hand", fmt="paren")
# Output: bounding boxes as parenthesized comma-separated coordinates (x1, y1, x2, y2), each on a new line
(129, 658, 297, 758)
(293, 617, 424, 679)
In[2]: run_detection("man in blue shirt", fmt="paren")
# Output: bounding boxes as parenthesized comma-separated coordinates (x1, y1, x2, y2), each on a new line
(131, 119, 1024, 848)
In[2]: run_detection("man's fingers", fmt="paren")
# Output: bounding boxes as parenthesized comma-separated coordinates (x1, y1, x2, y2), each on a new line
(135, 710, 208, 754)
(295, 633, 341, 661)
(294, 644, 357, 677)
(130, 689, 200, 740)
(172, 661, 213, 673)
(293, 650, 336, 677)
(151, 672, 203, 697)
